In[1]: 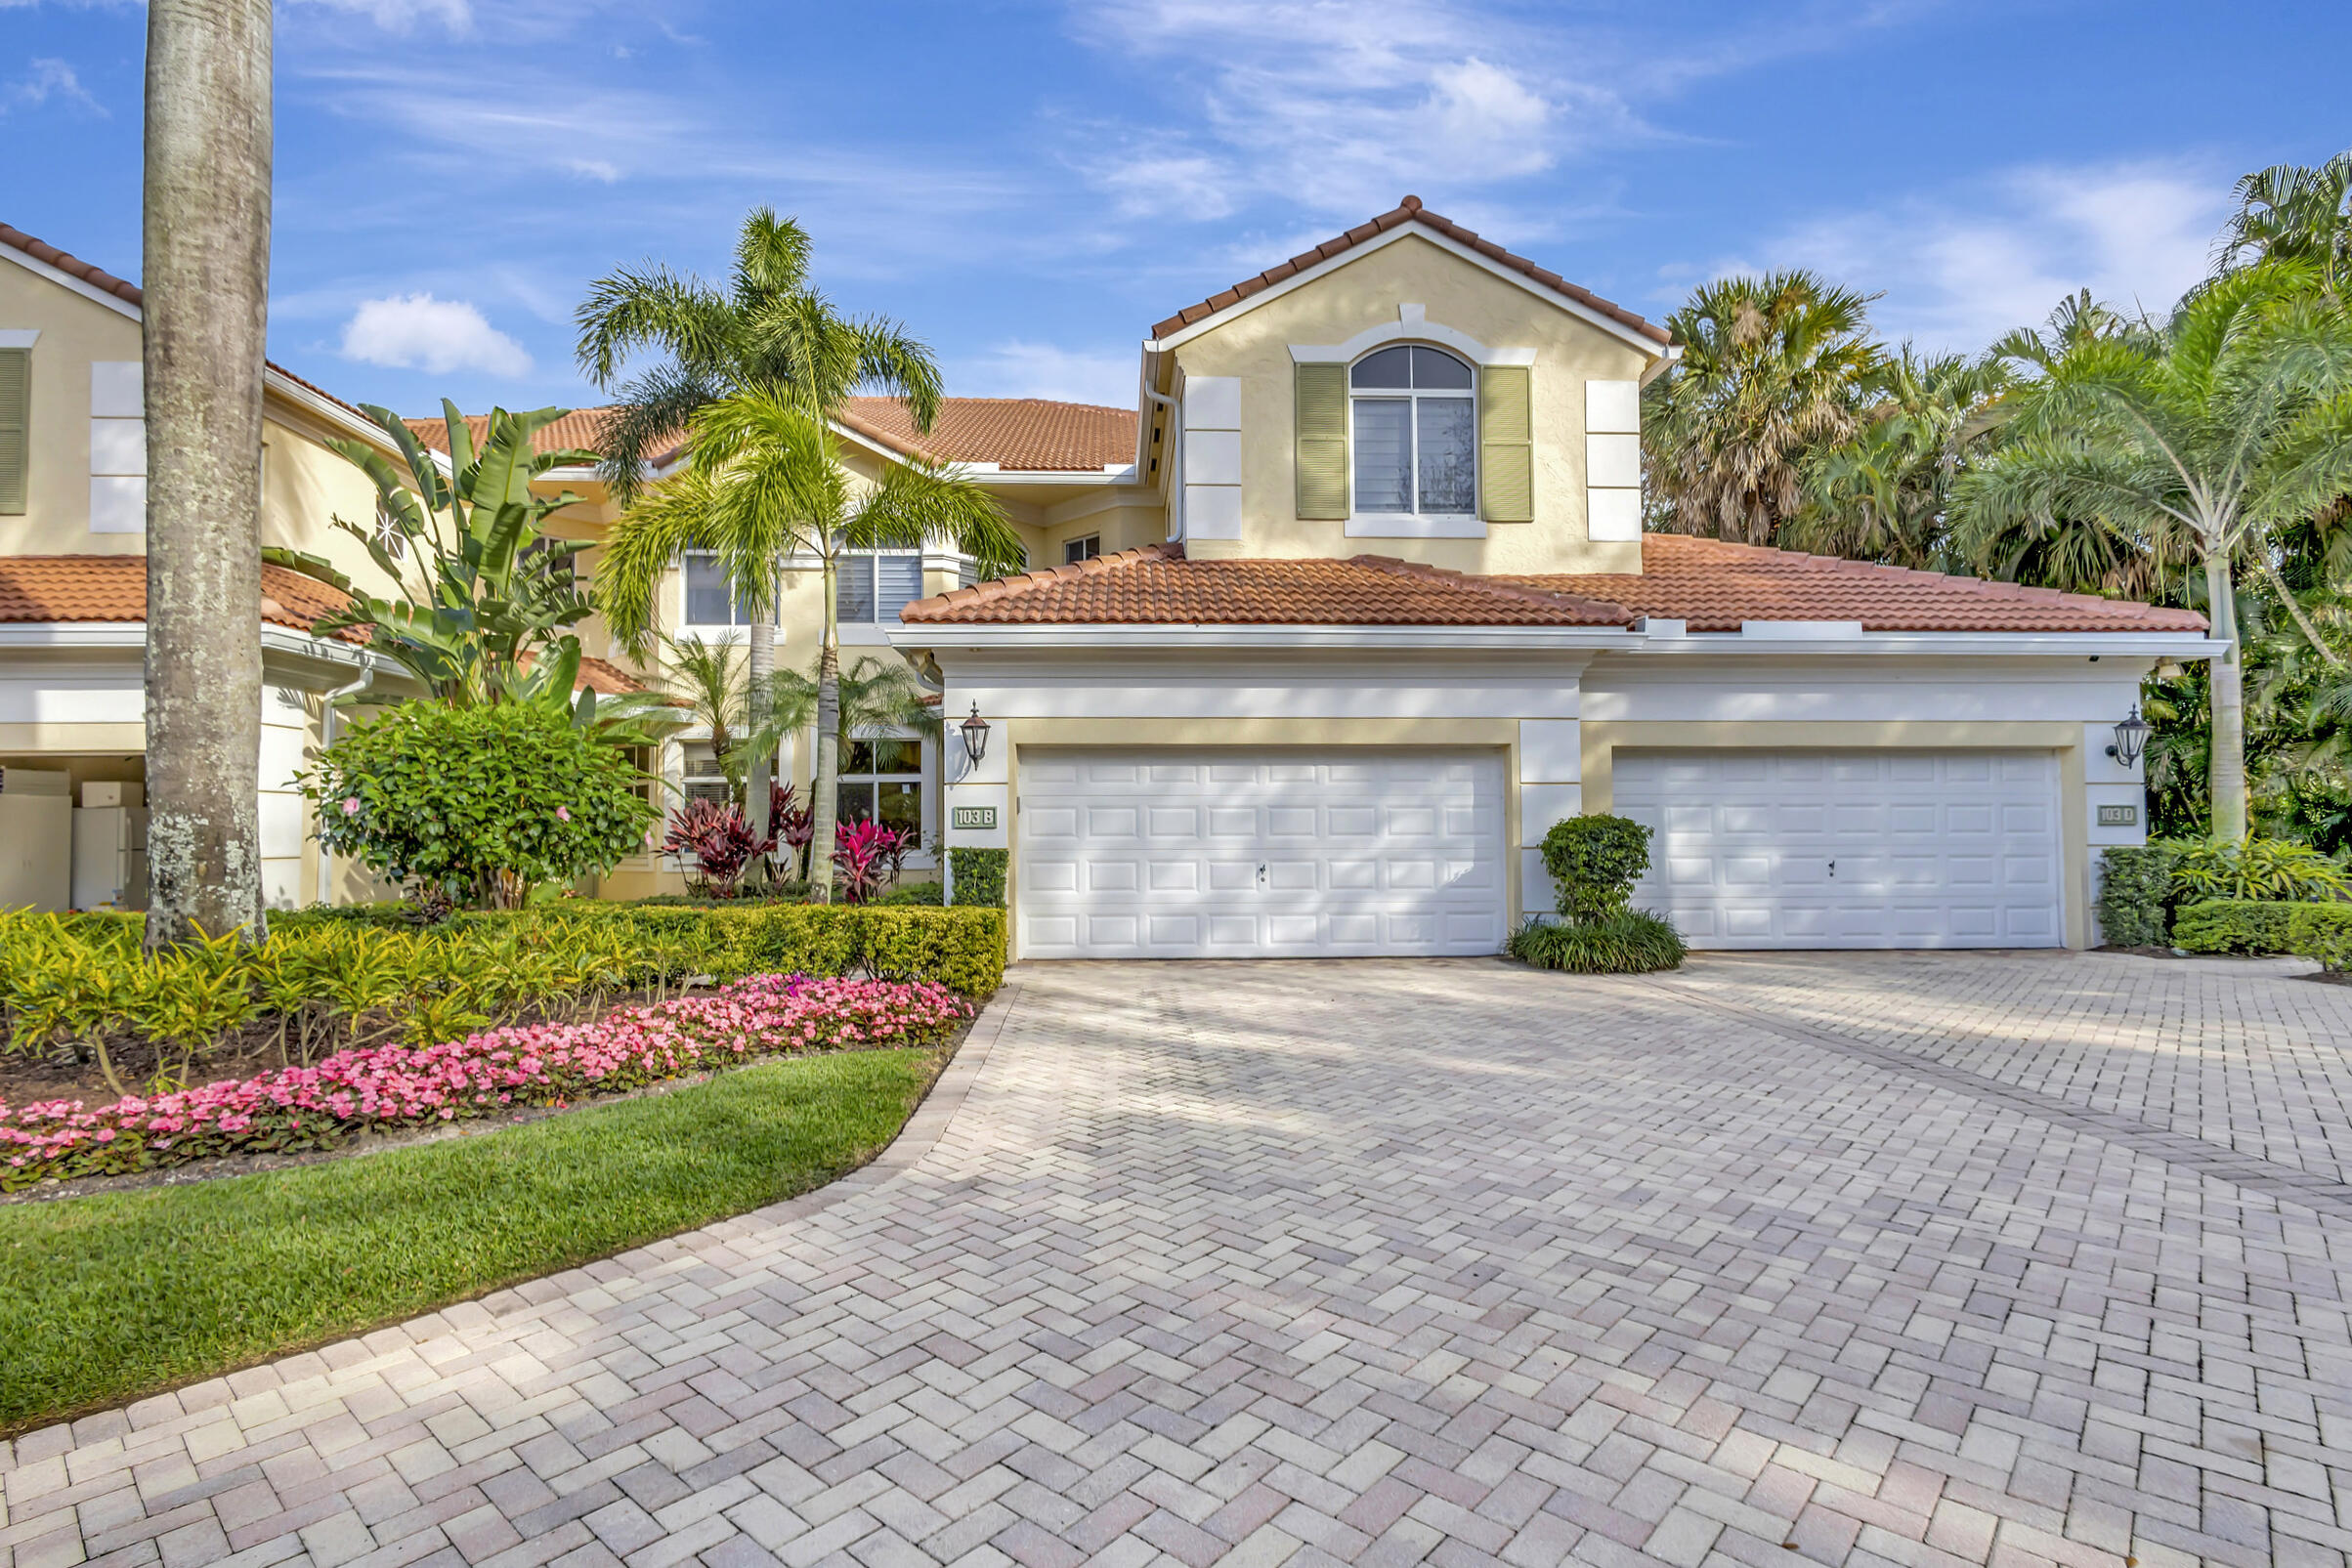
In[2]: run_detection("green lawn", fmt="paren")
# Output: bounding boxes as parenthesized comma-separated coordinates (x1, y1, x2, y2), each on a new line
(0, 1047, 942, 1433)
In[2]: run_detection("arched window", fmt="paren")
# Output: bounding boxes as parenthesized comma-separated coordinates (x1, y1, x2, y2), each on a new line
(1349, 345, 1475, 516)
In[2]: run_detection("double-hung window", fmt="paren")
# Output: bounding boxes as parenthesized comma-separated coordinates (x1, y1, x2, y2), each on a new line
(836, 551, 924, 624)
(1349, 345, 1475, 517)
(839, 738, 922, 837)
(683, 551, 760, 627)
(679, 742, 732, 803)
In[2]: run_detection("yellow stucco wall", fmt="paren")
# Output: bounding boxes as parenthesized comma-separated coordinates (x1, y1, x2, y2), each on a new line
(1168, 233, 1654, 574)
(0, 261, 144, 552)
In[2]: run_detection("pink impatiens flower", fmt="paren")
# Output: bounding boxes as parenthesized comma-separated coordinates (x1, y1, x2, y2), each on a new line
(342, 797, 362, 816)
(556, 806, 572, 822)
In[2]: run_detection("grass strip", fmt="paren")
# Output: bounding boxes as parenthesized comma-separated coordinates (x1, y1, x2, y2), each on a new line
(0, 1047, 940, 1432)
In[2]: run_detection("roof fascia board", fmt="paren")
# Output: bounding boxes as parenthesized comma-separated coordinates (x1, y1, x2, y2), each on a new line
(0, 242, 141, 320)
(1630, 632, 2227, 659)
(892, 623, 1642, 652)
(264, 368, 402, 453)
(1146, 224, 1674, 360)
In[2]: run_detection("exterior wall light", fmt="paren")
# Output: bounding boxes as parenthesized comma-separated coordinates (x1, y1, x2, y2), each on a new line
(959, 703, 992, 770)
(2107, 705, 2151, 768)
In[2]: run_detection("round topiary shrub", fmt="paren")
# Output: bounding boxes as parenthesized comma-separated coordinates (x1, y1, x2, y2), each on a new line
(1539, 814, 1653, 925)
(1506, 911, 1688, 973)
(300, 702, 657, 909)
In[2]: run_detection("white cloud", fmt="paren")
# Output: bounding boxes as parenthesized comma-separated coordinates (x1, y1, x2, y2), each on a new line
(1, 59, 104, 115)
(340, 293, 534, 377)
(952, 341, 1139, 408)
(284, 0, 472, 30)
(1705, 159, 2230, 351)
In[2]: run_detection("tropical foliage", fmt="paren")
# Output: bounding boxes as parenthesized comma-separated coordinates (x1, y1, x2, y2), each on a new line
(1649, 148, 2352, 847)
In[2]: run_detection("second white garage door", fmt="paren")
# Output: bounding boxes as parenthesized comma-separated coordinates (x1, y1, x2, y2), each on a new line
(1017, 750, 1507, 958)
(1612, 750, 2063, 949)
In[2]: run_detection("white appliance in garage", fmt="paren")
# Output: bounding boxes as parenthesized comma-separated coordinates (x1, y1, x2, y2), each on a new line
(1017, 749, 1508, 958)
(72, 802, 150, 911)
(1613, 750, 2063, 949)
(0, 769, 72, 912)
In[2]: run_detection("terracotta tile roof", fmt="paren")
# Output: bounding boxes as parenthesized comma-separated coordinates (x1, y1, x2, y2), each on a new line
(1150, 195, 1671, 347)
(837, 398, 1135, 472)
(403, 407, 623, 460)
(403, 397, 1137, 475)
(0, 555, 366, 642)
(901, 543, 1633, 627)
(575, 656, 648, 696)
(1506, 534, 2210, 635)
(0, 222, 387, 436)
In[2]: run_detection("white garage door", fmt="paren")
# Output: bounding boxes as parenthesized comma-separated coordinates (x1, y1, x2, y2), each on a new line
(1612, 750, 2063, 950)
(1017, 750, 1507, 958)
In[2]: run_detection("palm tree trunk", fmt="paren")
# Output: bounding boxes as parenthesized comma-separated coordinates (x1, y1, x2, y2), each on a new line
(810, 555, 841, 903)
(743, 604, 774, 884)
(2205, 550, 2249, 841)
(142, 0, 273, 953)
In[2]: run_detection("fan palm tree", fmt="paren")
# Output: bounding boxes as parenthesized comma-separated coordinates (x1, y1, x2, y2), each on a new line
(1644, 272, 1882, 546)
(598, 388, 1021, 900)
(574, 208, 946, 854)
(1952, 262, 2352, 839)
(1783, 348, 2011, 571)
(141, 0, 273, 951)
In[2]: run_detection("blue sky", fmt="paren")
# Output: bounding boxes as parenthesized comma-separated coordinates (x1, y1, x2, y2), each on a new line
(5, 0, 2347, 418)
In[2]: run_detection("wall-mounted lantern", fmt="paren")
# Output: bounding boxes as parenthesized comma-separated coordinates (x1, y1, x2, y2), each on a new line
(959, 703, 992, 771)
(2107, 705, 2151, 768)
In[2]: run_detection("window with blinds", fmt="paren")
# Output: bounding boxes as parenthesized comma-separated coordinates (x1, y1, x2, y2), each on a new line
(838, 551, 923, 623)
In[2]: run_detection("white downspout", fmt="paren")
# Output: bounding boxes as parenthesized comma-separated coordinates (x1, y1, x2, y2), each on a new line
(1140, 383, 1182, 543)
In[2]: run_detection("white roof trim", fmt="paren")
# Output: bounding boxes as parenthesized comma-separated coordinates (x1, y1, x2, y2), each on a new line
(892, 622, 2225, 658)
(0, 241, 141, 320)
(1146, 223, 1673, 360)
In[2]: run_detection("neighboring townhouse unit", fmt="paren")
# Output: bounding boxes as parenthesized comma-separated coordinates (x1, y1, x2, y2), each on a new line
(893, 197, 2223, 956)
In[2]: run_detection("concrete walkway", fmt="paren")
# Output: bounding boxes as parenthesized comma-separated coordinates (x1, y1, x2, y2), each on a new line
(5, 953, 2351, 1568)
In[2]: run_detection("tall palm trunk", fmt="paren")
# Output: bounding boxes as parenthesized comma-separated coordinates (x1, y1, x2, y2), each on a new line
(743, 609, 774, 884)
(143, 0, 272, 952)
(2204, 549, 2248, 841)
(809, 555, 841, 903)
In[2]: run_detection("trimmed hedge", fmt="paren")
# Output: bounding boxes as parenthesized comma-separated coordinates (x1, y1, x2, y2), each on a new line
(949, 847, 1008, 909)
(557, 904, 1006, 996)
(2096, 844, 2178, 947)
(2171, 899, 2352, 967)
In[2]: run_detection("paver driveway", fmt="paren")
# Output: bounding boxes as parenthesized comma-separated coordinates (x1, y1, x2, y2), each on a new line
(7, 953, 2352, 1568)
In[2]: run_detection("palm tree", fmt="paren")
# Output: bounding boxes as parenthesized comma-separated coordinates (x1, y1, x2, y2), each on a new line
(1952, 262, 2352, 839)
(575, 210, 947, 857)
(757, 653, 943, 762)
(598, 388, 1022, 900)
(659, 633, 748, 792)
(2212, 150, 2352, 288)
(1783, 348, 2011, 571)
(1644, 272, 1882, 546)
(141, 0, 273, 951)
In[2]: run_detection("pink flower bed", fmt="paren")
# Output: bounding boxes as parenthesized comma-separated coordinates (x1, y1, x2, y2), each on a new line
(1, 973, 969, 1191)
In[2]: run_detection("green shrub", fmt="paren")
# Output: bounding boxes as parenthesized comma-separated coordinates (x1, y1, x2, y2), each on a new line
(1507, 911, 1687, 974)
(1539, 815, 1652, 925)
(2161, 835, 2351, 904)
(949, 847, 1008, 908)
(2097, 845, 2178, 947)
(872, 881, 944, 907)
(2171, 900, 2298, 954)
(2287, 904, 2352, 970)
(299, 702, 656, 909)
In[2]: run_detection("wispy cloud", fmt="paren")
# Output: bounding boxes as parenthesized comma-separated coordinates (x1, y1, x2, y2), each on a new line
(951, 340, 1138, 407)
(1, 58, 104, 115)
(341, 293, 534, 377)
(284, 0, 474, 30)
(1695, 158, 2231, 350)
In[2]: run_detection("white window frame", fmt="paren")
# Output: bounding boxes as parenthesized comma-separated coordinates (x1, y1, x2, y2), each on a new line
(834, 547, 926, 644)
(1347, 344, 1480, 538)
(838, 729, 933, 867)
(1063, 533, 1101, 565)
(680, 550, 765, 634)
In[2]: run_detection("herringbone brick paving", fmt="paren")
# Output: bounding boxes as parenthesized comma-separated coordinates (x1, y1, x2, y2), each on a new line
(6, 953, 2350, 1568)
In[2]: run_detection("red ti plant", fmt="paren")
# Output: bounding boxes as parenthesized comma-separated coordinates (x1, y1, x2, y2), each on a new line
(771, 782, 815, 881)
(833, 820, 905, 905)
(662, 799, 775, 898)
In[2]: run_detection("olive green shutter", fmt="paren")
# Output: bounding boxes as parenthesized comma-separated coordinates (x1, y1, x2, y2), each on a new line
(1295, 362, 1347, 519)
(1479, 364, 1532, 523)
(0, 350, 26, 515)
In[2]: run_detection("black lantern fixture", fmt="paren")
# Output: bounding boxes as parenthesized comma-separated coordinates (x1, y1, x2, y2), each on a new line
(959, 702, 992, 770)
(2107, 704, 2152, 767)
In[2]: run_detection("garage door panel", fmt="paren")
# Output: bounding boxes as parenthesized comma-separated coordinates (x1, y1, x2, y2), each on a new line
(1019, 749, 1505, 958)
(1615, 749, 2061, 950)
